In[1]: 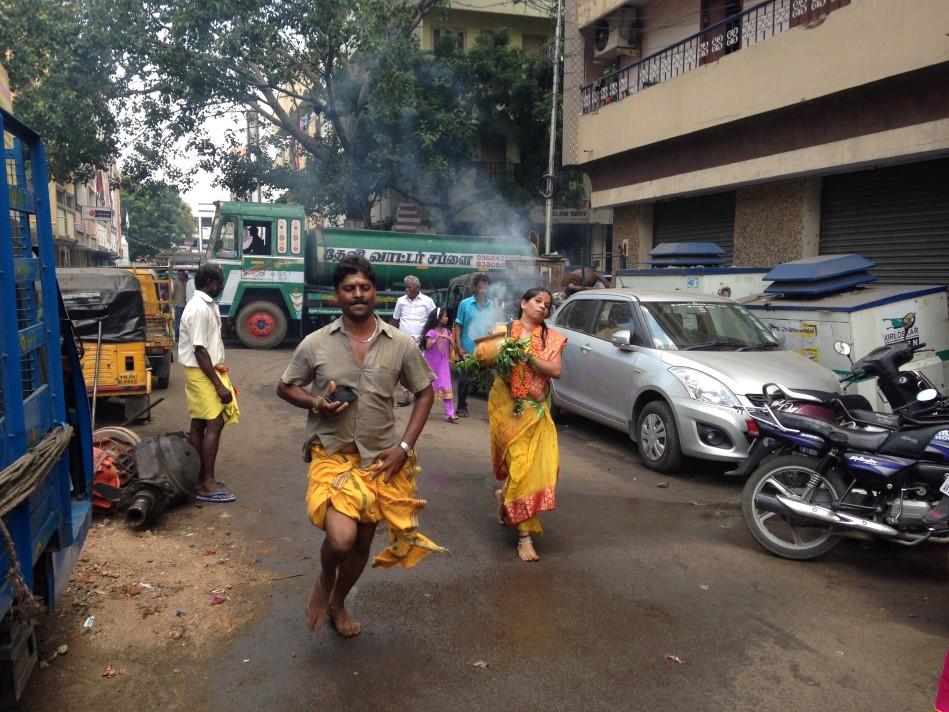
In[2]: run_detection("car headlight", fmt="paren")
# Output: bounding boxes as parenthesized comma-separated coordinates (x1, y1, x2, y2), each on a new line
(668, 367, 739, 407)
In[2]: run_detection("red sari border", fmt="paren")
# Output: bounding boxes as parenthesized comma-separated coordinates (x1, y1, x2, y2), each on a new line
(504, 486, 557, 525)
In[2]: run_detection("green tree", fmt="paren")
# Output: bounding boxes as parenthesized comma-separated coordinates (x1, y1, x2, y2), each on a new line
(107, 0, 446, 225)
(123, 181, 195, 261)
(0, 0, 125, 182)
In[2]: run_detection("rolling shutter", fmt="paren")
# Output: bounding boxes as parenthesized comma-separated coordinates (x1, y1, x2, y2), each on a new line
(653, 192, 736, 263)
(820, 158, 949, 285)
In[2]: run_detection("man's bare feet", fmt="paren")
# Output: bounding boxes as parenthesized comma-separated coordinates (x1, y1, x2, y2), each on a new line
(328, 605, 362, 638)
(517, 535, 540, 562)
(305, 574, 333, 632)
(495, 489, 506, 525)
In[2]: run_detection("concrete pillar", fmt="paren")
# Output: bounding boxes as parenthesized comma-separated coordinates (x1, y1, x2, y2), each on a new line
(733, 178, 821, 267)
(801, 176, 822, 257)
(613, 203, 653, 269)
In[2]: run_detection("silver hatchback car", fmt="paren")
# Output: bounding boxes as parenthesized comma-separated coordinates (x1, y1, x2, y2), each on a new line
(550, 288, 839, 472)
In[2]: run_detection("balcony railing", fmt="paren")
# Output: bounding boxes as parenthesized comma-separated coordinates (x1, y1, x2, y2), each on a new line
(581, 0, 853, 114)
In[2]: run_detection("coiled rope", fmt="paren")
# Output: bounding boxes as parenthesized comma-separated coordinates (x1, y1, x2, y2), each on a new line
(0, 424, 74, 618)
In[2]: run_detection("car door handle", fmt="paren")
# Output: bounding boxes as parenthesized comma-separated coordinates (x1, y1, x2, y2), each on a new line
(580, 344, 592, 353)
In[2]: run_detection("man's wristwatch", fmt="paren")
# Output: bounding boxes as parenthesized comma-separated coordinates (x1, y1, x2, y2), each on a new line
(399, 441, 415, 458)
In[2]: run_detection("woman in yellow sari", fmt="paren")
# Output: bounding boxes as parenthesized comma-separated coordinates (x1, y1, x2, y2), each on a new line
(488, 287, 567, 562)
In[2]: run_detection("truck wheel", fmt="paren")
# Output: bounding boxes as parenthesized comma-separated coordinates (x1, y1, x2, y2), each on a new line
(235, 301, 287, 349)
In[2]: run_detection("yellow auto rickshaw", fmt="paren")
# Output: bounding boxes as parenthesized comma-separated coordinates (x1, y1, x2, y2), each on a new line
(128, 266, 174, 389)
(59, 268, 151, 421)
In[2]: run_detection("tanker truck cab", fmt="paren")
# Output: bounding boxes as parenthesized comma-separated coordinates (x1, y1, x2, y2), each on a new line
(206, 201, 307, 349)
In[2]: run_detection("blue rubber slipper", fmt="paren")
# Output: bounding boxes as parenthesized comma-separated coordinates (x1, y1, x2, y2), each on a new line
(196, 490, 237, 503)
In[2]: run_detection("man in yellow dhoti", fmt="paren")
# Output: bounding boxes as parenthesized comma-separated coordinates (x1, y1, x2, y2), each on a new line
(178, 264, 239, 504)
(276, 254, 442, 637)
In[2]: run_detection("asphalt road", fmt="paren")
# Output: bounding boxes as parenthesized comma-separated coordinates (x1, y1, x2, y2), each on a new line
(65, 345, 949, 710)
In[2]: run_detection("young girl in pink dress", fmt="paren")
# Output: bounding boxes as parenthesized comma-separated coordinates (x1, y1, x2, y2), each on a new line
(421, 308, 459, 422)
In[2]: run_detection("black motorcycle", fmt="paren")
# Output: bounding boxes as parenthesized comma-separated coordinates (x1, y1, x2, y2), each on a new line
(737, 343, 949, 560)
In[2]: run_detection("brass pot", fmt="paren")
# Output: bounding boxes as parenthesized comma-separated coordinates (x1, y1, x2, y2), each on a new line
(473, 326, 507, 367)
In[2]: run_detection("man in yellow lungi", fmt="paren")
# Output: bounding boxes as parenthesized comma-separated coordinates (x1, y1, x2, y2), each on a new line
(178, 264, 239, 504)
(276, 254, 443, 638)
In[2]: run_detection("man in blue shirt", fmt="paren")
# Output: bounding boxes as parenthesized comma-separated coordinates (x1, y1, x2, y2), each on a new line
(452, 273, 500, 417)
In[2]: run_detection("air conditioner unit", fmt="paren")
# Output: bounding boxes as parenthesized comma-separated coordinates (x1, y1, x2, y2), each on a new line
(593, 8, 642, 62)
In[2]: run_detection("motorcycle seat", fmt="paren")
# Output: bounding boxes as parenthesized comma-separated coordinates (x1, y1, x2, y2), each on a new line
(774, 411, 890, 451)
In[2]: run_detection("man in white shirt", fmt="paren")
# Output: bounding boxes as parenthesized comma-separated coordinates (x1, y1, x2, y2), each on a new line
(392, 275, 435, 406)
(179, 264, 240, 503)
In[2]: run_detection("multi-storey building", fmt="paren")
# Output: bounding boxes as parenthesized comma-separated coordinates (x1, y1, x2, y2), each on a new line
(2, 62, 122, 266)
(51, 167, 123, 266)
(562, 0, 949, 283)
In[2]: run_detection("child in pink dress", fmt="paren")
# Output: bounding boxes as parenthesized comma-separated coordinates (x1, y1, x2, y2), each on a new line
(421, 308, 459, 422)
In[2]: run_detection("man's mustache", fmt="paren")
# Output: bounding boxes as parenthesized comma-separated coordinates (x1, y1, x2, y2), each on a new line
(350, 300, 368, 305)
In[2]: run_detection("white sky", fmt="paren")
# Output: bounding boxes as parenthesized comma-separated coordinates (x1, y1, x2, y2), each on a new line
(179, 110, 245, 217)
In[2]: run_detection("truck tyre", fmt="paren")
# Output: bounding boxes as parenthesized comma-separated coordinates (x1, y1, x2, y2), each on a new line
(235, 301, 288, 349)
(635, 400, 683, 473)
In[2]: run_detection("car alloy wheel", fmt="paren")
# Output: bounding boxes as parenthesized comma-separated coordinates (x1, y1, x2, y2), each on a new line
(640, 413, 666, 461)
(635, 400, 683, 473)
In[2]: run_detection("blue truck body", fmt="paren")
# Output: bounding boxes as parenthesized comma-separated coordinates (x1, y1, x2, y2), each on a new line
(0, 107, 94, 702)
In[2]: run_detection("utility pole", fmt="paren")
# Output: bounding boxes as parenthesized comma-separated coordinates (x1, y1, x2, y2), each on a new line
(246, 109, 262, 202)
(543, 0, 565, 256)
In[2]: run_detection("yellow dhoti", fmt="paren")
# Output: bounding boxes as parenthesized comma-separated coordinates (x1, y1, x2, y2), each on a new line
(305, 445, 446, 569)
(184, 367, 240, 424)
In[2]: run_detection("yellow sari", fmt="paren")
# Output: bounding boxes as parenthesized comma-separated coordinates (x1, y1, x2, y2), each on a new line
(489, 323, 567, 535)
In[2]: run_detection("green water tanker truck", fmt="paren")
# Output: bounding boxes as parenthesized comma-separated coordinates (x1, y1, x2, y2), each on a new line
(204, 201, 537, 348)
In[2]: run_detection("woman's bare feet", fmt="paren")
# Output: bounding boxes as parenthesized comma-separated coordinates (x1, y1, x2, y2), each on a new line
(305, 573, 333, 632)
(495, 489, 506, 525)
(517, 535, 540, 562)
(328, 605, 362, 638)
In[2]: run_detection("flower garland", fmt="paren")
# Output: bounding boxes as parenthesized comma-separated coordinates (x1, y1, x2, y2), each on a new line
(506, 320, 545, 416)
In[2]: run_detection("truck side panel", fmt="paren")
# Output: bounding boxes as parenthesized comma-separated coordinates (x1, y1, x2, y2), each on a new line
(0, 109, 93, 701)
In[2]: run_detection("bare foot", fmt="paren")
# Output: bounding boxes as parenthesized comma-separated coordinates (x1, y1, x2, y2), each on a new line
(305, 574, 333, 632)
(517, 535, 540, 562)
(328, 605, 362, 638)
(495, 489, 506, 525)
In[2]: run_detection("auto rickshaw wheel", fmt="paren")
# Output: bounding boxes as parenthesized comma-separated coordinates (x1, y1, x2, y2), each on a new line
(235, 300, 288, 349)
(153, 352, 172, 389)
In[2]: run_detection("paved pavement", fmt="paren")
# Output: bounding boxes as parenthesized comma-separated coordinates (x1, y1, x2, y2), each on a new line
(52, 346, 949, 710)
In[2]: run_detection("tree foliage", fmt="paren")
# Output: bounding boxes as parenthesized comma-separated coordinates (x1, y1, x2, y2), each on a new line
(123, 181, 195, 261)
(2, 0, 558, 229)
(0, 0, 125, 182)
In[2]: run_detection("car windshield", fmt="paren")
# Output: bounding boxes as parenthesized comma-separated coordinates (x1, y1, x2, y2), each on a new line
(639, 301, 779, 351)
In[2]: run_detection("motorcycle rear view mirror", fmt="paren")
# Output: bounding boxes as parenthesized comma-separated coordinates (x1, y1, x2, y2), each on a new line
(917, 388, 938, 403)
(833, 341, 851, 357)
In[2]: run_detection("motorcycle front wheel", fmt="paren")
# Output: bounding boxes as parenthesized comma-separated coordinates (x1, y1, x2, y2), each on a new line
(741, 454, 847, 560)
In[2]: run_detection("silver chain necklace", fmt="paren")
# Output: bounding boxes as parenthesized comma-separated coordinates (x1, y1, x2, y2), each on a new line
(343, 322, 379, 343)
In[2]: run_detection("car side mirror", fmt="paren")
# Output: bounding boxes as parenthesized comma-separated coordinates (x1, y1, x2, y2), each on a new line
(610, 330, 638, 352)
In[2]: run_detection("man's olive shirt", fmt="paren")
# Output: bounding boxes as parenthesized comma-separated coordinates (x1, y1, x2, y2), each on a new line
(281, 316, 435, 466)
